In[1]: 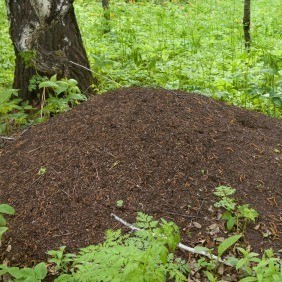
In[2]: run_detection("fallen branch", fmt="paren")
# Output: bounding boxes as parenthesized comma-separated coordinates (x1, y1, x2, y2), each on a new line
(111, 213, 233, 267)
(111, 213, 139, 231)
(0, 136, 15, 140)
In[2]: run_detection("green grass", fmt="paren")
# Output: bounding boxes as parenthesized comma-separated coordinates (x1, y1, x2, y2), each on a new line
(0, 0, 281, 117)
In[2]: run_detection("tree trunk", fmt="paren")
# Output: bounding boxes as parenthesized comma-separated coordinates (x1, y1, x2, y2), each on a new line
(243, 0, 251, 50)
(5, 0, 95, 101)
(102, 0, 110, 33)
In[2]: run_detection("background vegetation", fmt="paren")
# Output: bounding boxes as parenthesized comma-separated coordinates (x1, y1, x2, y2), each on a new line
(0, 0, 282, 123)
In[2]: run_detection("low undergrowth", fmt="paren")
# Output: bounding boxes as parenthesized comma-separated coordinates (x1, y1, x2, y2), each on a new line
(76, 0, 282, 117)
(0, 186, 281, 281)
(0, 76, 86, 134)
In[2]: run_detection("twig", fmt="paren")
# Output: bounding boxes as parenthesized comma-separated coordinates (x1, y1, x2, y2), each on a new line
(111, 213, 233, 267)
(196, 200, 205, 217)
(40, 87, 46, 118)
(111, 213, 139, 231)
(0, 136, 15, 140)
(69, 60, 124, 87)
(165, 211, 205, 219)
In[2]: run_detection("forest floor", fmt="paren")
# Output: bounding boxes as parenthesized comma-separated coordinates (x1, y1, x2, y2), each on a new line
(0, 87, 281, 267)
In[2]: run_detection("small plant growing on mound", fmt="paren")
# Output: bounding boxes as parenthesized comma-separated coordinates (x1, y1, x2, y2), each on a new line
(51, 213, 189, 281)
(214, 186, 259, 234)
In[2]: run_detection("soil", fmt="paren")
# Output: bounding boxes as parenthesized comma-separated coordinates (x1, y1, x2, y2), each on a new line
(0, 87, 281, 268)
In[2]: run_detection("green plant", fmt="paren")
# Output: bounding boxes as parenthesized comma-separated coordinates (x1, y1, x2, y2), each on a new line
(36, 74, 87, 119)
(0, 89, 32, 134)
(237, 204, 259, 234)
(0, 203, 15, 240)
(195, 256, 217, 272)
(47, 246, 76, 273)
(214, 185, 237, 211)
(116, 200, 123, 207)
(194, 234, 242, 279)
(193, 235, 281, 281)
(52, 212, 189, 281)
(214, 186, 259, 233)
(236, 248, 282, 281)
(218, 234, 242, 257)
(37, 167, 47, 176)
(205, 270, 217, 282)
(19, 50, 36, 67)
(0, 262, 47, 282)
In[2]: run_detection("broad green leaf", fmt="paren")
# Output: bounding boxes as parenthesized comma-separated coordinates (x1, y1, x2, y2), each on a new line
(239, 277, 257, 282)
(221, 210, 232, 220)
(0, 265, 9, 276)
(227, 217, 236, 230)
(0, 204, 15, 215)
(236, 258, 246, 270)
(50, 74, 58, 82)
(227, 256, 238, 267)
(38, 81, 58, 89)
(205, 271, 216, 282)
(218, 234, 241, 257)
(0, 214, 6, 226)
(0, 227, 8, 239)
(34, 262, 47, 279)
(19, 267, 36, 278)
(8, 267, 22, 279)
(68, 79, 78, 86)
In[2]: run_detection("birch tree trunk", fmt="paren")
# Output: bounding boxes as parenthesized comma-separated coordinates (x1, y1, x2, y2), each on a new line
(5, 0, 94, 101)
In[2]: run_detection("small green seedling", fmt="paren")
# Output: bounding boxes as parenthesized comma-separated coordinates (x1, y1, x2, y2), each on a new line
(116, 200, 124, 207)
(47, 246, 76, 273)
(37, 167, 47, 175)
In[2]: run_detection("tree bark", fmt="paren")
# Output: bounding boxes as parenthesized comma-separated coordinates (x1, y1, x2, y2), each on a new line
(243, 0, 251, 50)
(5, 0, 95, 101)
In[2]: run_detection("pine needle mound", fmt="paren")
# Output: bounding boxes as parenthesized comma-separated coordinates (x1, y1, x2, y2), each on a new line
(0, 87, 281, 266)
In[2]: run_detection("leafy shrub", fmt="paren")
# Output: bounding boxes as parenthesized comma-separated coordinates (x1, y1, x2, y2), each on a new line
(0, 76, 86, 134)
(34, 74, 87, 119)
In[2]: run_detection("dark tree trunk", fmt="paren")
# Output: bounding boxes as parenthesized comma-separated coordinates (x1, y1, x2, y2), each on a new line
(243, 0, 251, 50)
(5, 0, 95, 101)
(102, 0, 110, 33)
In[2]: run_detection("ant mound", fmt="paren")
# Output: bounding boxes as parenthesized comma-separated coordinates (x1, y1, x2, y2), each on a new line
(0, 87, 281, 266)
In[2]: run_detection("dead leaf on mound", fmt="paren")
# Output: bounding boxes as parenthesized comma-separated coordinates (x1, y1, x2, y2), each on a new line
(193, 222, 202, 229)
(208, 223, 221, 236)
